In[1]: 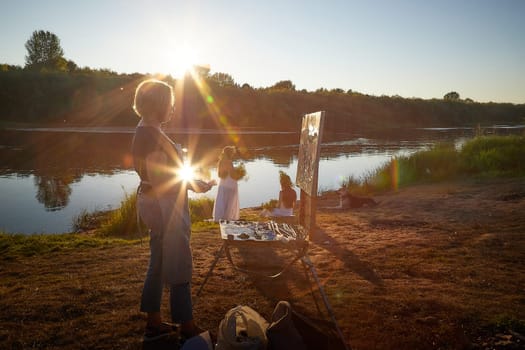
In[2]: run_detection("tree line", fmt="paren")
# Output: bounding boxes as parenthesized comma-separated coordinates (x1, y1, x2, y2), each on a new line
(1, 30, 523, 133)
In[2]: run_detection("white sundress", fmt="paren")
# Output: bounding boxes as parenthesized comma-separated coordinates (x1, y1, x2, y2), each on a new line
(213, 175, 239, 221)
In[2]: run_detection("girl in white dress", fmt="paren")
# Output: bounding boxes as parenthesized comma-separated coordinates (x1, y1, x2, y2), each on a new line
(212, 146, 240, 221)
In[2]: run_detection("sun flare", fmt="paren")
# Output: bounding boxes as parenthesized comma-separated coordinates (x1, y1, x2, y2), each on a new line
(178, 161, 195, 182)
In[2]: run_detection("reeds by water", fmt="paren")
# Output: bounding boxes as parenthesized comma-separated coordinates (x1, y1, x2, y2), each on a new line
(343, 135, 525, 193)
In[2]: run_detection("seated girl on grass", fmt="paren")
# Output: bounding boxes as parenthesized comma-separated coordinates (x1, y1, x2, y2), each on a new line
(261, 171, 297, 217)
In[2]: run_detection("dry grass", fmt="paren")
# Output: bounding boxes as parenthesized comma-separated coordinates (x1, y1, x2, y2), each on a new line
(1, 178, 524, 349)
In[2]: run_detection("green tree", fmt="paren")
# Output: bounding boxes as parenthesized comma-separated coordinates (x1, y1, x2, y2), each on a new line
(192, 64, 210, 79)
(209, 72, 236, 87)
(444, 91, 460, 101)
(66, 59, 78, 72)
(270, 80, 295, 91)
(24, 30, 66, 71)
(0, 64, 22, 72)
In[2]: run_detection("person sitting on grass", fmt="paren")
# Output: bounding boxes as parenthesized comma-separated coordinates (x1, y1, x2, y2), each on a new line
(261, 171, 297, 217)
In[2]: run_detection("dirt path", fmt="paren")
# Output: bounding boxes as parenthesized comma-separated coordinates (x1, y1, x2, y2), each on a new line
(1, 178, 524, 349)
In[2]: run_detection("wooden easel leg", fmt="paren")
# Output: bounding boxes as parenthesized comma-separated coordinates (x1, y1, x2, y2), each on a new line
(195, 243, 225, 301)
(302, 257, 324, 316)
(301, 255, 351, 350)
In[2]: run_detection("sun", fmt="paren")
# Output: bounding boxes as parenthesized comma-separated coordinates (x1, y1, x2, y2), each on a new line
(167, 45, 199, 78)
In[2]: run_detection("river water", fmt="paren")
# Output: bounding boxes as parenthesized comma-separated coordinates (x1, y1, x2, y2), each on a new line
(0, 125, 522, 234)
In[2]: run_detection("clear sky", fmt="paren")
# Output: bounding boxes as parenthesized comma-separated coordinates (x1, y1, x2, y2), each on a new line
(1, 0, 524, 103)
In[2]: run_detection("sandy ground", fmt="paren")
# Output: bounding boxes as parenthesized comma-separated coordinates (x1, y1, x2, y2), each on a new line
(1, 177, 524, 349)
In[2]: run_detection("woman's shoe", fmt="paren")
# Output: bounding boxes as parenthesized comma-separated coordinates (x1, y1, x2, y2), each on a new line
(143, 322, 175, 342)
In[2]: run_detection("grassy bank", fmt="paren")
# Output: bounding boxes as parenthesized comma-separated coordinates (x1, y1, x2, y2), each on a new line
(343, 135, 525, 194)
(0, 232, 138, 262)
(0, 192, 217, 263)
(1, 177, 524, 349)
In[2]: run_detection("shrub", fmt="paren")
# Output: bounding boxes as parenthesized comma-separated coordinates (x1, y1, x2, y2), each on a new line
(99, 191, 141, 237)
(94, 192, 215, 237)
(397, 143, 460, 184)
(189, 197, 215, 222)
(460, 135, 525, 175)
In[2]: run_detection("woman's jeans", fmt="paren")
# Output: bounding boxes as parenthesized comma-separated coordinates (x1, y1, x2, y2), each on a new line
(138, 192, 193, 323)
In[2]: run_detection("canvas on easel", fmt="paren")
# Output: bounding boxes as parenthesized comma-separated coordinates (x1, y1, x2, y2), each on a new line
(296, 111, 325, 235)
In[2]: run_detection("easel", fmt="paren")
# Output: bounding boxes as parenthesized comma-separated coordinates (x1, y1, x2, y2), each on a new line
(196, 112, 349, 350)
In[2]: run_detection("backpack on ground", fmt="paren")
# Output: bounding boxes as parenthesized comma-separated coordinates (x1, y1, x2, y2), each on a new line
(215, 305, 269, 350)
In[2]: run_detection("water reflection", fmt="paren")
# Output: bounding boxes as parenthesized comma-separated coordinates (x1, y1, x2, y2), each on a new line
(35, 175, 74, 211)
(0, 125, 523, 234)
